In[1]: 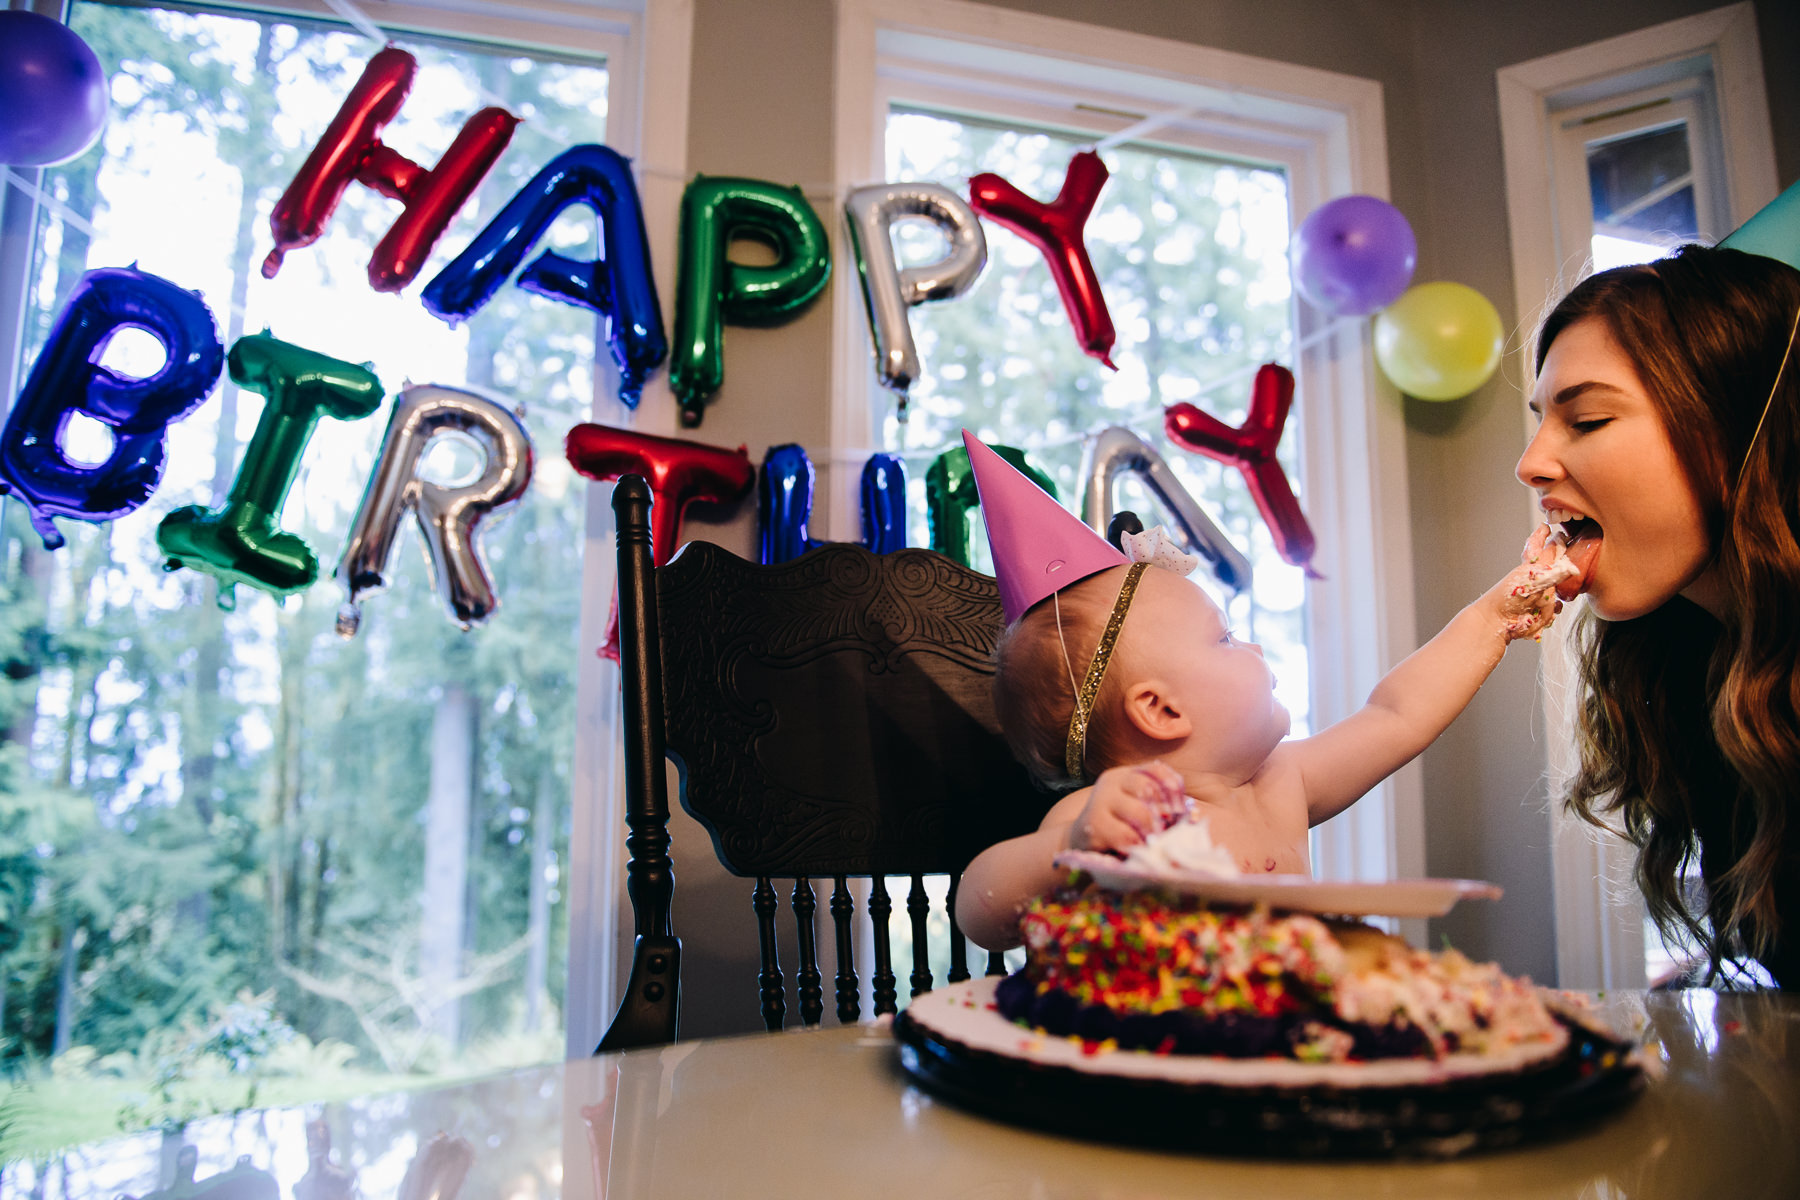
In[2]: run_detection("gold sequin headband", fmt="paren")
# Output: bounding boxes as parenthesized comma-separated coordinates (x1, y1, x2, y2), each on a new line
(1063, 562, 1148, 782)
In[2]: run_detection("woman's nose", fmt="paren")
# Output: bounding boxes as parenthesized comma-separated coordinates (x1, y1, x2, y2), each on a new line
(1516, 426, 1560, 487)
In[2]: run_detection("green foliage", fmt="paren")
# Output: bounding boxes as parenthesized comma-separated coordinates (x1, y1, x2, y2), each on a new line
(0, 1, 595, 1145)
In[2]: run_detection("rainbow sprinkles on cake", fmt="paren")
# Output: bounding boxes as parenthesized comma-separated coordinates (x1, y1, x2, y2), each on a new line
(993, 815, 1566, 1064)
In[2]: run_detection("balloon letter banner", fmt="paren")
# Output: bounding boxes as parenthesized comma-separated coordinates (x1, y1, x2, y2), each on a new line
(335, 383, 534, 637)
(157, 334, 383, 607)
(564, 423, 755, 660)
(844, 183, 987, 416)
(1077, 426, 1252, 596)
(0, 267, 224, 550)
(1164, 364, 1316, 574)
(969, 150, 1116, 369)
(261, 46, 518, 292)
(422, 144, 667, 407)
(758, 444, 906, 565)
(670, 177, 832, 428)
(926, 443, 1056, 569)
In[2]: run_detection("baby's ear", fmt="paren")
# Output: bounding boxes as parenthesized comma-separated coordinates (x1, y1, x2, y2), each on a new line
(1121, 680, 1192, 742)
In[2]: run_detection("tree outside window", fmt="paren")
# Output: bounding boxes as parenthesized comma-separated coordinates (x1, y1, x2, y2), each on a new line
(1, 2, 607, 1161)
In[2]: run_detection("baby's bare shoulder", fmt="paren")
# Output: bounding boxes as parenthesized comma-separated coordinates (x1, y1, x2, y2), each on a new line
(1250, 748, 1310, 814)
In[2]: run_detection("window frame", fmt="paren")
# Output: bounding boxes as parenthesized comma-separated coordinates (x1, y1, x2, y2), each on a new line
(830, 0, 1423, 915)
(0, 0, 694, 1060)
(1497, 0, 1778, 990)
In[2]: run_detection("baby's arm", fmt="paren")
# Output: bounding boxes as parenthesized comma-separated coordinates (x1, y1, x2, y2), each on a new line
(954, 762, 1185, 950)
(1288, 527, 1562, 825)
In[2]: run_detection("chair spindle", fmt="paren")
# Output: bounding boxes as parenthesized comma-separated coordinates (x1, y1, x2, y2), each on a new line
(986, 950, 1008, 977)
(907, 874, 932, 996)
(753, 875, 784, 1031)
(946, 872, 970, 984)
(830, 875, 859, 1024)
(870, 875, 897, 1016)
(793, 876, 824, 1026)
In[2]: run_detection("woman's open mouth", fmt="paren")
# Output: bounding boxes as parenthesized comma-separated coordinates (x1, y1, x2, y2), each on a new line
(1551, 515, 1602, 598)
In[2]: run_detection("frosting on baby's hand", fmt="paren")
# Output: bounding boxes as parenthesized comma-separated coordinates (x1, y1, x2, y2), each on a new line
(1498, 525, 1574, 640)
(1122, 814, 1242, 877)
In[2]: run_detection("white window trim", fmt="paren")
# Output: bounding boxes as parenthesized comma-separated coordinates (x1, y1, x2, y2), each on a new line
(1496, 1, 1777, 990)
(829, 0, 1424, 920)
(0, 0, 691, 1061)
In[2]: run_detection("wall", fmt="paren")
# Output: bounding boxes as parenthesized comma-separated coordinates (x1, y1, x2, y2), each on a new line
(656, 0, 1798, 1033)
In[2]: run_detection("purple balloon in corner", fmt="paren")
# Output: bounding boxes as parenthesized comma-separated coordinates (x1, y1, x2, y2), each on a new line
(0, 12, 108, 167)
(1291, 195, 1417, 317)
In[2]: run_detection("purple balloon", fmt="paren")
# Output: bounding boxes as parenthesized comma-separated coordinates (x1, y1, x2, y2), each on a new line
(1291, 195, 1417, 317)
(0, 12, 108, 167)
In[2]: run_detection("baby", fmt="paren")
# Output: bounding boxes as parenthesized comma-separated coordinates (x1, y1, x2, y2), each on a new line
(955, 431, 1573, 950)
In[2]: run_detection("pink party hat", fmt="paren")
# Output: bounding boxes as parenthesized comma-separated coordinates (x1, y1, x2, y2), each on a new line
(962, 430, 1126, 624)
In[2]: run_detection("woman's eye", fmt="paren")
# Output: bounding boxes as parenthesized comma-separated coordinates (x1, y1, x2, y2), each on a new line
(1572, 417, 1613, 434)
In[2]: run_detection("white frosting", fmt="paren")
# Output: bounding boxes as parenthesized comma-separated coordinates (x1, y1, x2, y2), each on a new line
(1122, 813, 1242, 877)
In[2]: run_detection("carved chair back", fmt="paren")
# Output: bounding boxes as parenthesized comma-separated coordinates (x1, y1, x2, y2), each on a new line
(598, 474, 1050, 1050)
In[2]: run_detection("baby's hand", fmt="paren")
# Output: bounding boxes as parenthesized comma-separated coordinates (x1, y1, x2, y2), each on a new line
(1069, 761, 1188, 855)
(1491, 524, 1570, 642)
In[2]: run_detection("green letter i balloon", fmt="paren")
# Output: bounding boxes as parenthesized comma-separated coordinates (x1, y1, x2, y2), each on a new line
(669, 176, 831, 428)
(157, 332, 383, 608)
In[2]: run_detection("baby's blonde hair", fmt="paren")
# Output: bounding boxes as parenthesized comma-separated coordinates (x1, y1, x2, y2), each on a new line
(992, 567, 1137, 790)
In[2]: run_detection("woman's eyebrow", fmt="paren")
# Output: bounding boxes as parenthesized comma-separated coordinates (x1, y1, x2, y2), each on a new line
(1527, 379, 1625, 415)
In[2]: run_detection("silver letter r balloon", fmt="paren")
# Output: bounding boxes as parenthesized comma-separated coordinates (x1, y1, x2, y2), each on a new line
(844, 182, 986, 418)
(335, 383, 534, 635)
(1078, 425, 1252, 597)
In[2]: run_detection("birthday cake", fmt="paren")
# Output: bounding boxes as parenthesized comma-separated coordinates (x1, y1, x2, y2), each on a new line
(992, 820, 1564, 1064)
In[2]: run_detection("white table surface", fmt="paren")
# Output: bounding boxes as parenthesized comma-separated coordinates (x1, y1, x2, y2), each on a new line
(16, 988, 1800, 1199)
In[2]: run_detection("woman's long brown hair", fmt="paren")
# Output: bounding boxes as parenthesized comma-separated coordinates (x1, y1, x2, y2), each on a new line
(1542, 245, 1800, 975)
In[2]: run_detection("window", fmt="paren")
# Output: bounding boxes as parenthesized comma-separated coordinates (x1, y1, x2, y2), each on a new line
(1497, 1, 1778, 989)
(832, 0, 1419, 903)
(0, 0, 677, 1170)
(882, 110, 1309, 729)
(1552, 76, 1729, 273)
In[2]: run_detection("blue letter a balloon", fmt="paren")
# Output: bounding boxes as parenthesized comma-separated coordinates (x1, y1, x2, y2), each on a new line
(0, 267, 223, 548)
(421, 144, 667, 407)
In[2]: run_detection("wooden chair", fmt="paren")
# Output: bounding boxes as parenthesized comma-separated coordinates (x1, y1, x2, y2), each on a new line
(597, 474, 1051, 1051)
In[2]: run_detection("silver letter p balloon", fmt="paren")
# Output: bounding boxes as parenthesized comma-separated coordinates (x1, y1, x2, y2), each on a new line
(844, 182, 987, 417)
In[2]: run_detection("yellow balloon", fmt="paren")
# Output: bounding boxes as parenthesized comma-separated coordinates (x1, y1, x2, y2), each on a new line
(1372, 281, 1505, 401)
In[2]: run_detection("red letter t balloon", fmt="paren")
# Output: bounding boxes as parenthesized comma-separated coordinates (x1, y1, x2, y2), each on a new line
(564, 424, 756, 661)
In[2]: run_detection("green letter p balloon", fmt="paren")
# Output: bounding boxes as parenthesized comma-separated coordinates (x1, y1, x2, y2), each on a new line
(670, 176, 831, 428)
(157, 332, 383, 607)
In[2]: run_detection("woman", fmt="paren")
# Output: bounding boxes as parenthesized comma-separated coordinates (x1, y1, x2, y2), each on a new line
(1516, 244, 1800, 986)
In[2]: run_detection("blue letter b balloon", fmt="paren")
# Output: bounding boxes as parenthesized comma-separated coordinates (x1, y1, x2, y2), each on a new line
(0, 267, 223, 549)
